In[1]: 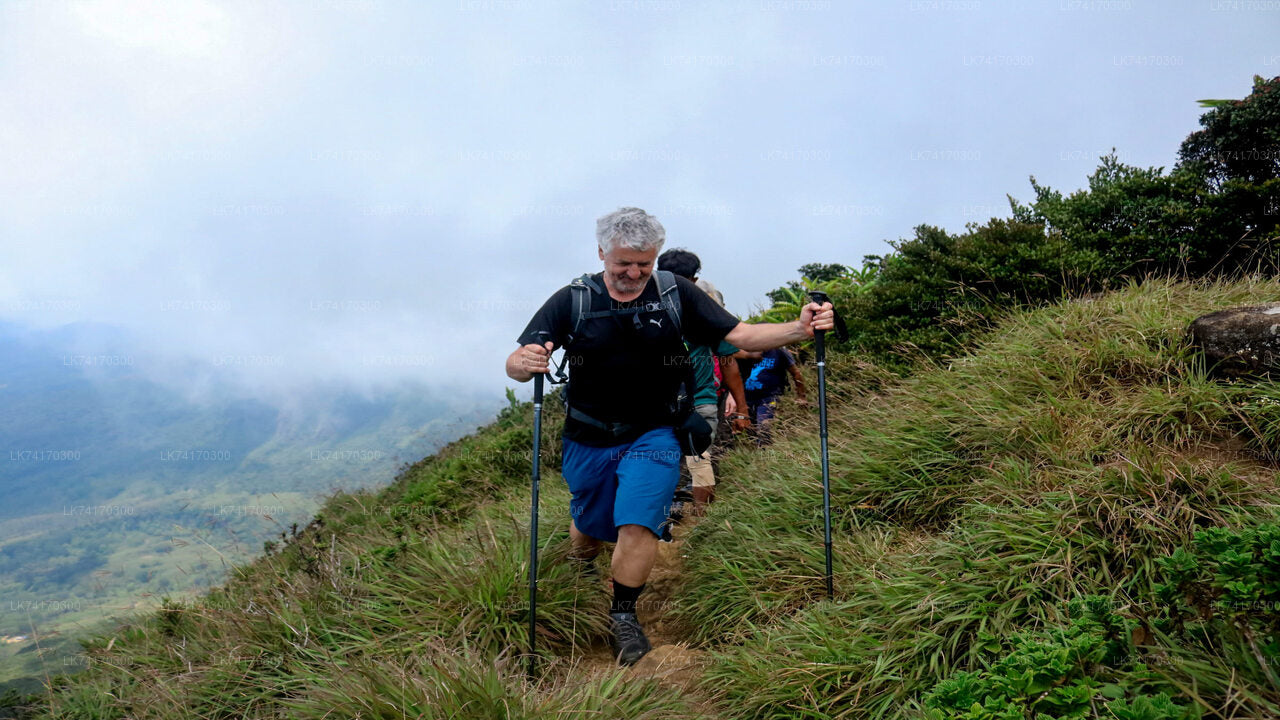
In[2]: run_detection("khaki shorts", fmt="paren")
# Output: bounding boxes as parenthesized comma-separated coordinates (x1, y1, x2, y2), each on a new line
(686, 404, 719, 488)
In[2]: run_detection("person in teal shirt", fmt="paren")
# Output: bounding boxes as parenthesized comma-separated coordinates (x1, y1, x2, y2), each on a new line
(657, 249, 748, 521)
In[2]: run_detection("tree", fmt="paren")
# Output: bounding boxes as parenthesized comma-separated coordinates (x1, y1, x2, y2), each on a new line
(1027, 154, 1203, 283)
(1021, 77, 1280, 281)
(1180, 75, 1280, 191)
(1176, 75, 1280, 272)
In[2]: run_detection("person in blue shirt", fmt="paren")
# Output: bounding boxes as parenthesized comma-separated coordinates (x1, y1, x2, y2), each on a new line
(737, 346, 807, 446)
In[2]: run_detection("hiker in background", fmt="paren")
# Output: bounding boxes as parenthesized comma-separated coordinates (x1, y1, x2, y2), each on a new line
(656, 249, 748, 521)
(737, 345, 807, 446)
(506, 207, 834, 665)
(696, 277, 752, 442)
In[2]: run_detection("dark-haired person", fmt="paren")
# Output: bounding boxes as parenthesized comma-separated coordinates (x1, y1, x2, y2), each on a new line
(737, 346, 807, 446)
(506, 207, 833, 665)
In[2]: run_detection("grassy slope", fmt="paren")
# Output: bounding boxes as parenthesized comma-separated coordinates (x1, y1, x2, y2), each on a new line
(13, 277, 1280, 719)
(684, 277, 1280, 718)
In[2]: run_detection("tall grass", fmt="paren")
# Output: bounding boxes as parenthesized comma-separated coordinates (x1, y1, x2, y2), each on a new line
(674, 277, 1280, 718)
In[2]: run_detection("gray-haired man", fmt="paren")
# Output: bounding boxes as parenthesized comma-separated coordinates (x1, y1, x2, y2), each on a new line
(505, 207, 833, 665)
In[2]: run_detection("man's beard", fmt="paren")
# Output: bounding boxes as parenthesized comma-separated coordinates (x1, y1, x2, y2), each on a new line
(613, 274, 649, 294)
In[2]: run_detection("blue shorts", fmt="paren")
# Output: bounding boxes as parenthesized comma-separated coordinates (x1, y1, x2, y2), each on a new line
(560, 427, 682, 543)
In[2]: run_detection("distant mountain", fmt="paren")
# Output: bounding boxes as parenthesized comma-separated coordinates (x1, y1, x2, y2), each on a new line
(0, 320, 501, 686)
(0, 322, 495, 518)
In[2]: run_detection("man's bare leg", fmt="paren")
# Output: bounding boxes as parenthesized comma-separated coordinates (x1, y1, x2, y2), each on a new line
(611, 523, 657, 587)
(569, 518, 602, 560)
(605, 523, 657, 665)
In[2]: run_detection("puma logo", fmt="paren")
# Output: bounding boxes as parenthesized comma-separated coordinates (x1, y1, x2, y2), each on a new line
(649, 318, 663, 328)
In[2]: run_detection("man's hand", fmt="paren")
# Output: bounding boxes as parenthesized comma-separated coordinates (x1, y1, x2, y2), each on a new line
(522, 341, 554, 373)
(723, 395, 751, 432)
(506, 341, 555, 381)
(799, 301, 835, 337)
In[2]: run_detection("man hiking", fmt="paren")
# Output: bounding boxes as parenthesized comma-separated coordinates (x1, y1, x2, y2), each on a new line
(655, 248, 748, 521)
(505, 207, 834, 666)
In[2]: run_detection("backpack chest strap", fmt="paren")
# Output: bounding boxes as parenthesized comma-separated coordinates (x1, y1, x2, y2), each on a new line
(569, 270, 684, 342)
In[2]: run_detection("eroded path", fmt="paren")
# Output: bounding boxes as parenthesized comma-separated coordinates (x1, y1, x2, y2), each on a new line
(551, 515, 722, 717)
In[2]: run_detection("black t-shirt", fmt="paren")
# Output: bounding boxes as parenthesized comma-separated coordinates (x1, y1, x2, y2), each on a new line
(517, 272, 740, 447)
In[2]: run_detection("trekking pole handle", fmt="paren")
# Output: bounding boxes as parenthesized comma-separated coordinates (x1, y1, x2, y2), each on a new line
(533, 332, 552, 402)
(806, 291, 849, 343)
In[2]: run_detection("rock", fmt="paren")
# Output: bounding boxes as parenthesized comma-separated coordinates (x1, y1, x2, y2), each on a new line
(1189, 303, 1280, 376)
(629, 643, 709, 691)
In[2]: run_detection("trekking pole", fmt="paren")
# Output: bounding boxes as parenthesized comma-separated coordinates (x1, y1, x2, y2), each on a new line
(527, 340, 547, 678)
(807, 292, 847, 599)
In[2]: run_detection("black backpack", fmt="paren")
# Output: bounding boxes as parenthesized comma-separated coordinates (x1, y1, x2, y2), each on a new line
(558, 270, 712, 456)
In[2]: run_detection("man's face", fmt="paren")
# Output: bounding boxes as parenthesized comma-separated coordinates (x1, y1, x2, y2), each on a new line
(598, 244, 658, 296)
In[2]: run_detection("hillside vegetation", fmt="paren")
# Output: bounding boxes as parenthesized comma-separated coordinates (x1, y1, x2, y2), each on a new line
(8, 276, 1280, 719)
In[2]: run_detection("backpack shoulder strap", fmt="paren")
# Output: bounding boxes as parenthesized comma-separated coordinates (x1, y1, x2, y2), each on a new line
(655, 270, 697, 411)
(568, 274, 605, 345)
(654, 270, 683, 338)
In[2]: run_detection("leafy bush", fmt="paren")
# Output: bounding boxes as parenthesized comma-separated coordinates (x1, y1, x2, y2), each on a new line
(842, 218, 1074, 364)
(1154, 524, 1280, 691)
(1023, 156, 1207, 283)
(923, 597, 1197, 720)
(1025, 76, 1280, 285)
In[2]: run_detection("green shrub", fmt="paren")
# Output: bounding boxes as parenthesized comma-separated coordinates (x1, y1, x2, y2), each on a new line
(1154, 524, 1280, 692)
(922, 596, 1197, 720)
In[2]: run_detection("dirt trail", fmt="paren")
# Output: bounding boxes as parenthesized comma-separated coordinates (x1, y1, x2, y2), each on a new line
(567, 513, 721, 715)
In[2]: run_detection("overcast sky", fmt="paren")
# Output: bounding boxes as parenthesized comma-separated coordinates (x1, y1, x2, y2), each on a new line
(1, 0, 1275, 398)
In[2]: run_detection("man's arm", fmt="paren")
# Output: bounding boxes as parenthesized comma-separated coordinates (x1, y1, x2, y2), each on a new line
(725, 320, 806, 351)
(723, 302, 834, 351)
(509, 287, 570, 382)
(788, 364, 808, 403)
(720, 354, 750, 431)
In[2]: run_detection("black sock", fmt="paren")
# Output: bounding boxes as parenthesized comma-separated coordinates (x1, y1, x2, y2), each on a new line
(611, 580, 645, 614)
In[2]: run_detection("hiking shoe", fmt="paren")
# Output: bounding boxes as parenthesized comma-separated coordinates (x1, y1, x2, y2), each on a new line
(658, 520, 674, 543)
(609, 612, 651, 665)
(672, 480, 694, 510)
